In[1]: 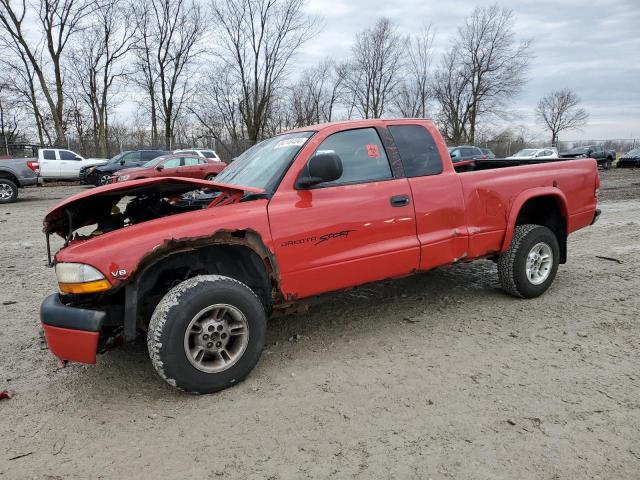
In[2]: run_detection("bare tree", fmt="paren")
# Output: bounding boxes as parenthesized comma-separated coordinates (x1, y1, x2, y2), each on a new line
(211, 0, 318, 143)
(71, 0, 135, 156)
(393, 25, 434, 118)
(536, 88, 588, 146)
(133, 0, 204, 149)
(289, 59, 344, 126)
(0, 0, 96, 145)
(343, 18, 406, 119)
(0, 37, 53, 145)
(188, 67, 244, 150)
(434, 5, 531, 144)
(0, 81, 24, 154)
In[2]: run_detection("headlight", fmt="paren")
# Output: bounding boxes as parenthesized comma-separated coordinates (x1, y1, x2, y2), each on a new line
(55, 263, 111, 294)
(118, 175, 129, 181)
(86, 166, 96, 174)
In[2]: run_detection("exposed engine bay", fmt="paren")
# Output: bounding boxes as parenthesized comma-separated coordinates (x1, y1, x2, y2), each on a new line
(43, 178, 268, 258)
(94, 189, 222, 237)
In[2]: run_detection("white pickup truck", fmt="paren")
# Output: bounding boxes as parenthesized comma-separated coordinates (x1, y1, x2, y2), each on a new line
(38, 148, 108, 180)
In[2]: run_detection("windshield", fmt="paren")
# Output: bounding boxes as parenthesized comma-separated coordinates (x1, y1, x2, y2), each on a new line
(142, 155, 170, 168)
(215, 131, 314, 191)
(108, 152, 128, 164)
(626, 148, 640, 156)
(513, 149, 538, 157)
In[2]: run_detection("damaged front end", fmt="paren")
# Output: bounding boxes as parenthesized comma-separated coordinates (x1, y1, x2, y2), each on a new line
(43, 177, 267, 264)
(40, 177, 272, 363)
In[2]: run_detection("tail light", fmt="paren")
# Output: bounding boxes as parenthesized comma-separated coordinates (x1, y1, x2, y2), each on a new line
(27, 160, 39, 172)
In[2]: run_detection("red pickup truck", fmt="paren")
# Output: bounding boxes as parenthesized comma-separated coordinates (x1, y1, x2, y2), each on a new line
(40, 119, 600, 393)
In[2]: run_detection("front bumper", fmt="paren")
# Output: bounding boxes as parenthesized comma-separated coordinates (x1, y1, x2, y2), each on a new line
(40, 293, 106, 364)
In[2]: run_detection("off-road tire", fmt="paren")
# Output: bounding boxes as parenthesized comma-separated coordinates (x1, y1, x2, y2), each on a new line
(147, 275, 266, 394)
(0, 178, 18, 204)
(498, 224, 559, 298)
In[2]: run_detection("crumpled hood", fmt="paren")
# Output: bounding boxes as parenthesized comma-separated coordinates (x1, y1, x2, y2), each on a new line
(44, 177, 264, 237)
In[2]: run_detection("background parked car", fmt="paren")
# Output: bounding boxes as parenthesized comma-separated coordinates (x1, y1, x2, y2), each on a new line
(114, 154, 226, 183)
(37, 148, 108, 180)
(448, 146, 484, 163)
(560, 145, 616, 169)
(81, 149, 168, 186)
(0, 157, 39, 203)
(480, 148, 495, 159)
(617, 147, 640, 167)
(507, 148, 559, 160)
(173, 148, 222, 161)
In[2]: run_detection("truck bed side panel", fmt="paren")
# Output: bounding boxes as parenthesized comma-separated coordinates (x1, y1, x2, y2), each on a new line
(458, 159, 598, 258)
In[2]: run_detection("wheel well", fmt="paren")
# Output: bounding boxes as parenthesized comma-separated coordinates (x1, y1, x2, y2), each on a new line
(134, 244, 273, 329)
(515, 195, 567, 263)
(0, 171, 20, 186)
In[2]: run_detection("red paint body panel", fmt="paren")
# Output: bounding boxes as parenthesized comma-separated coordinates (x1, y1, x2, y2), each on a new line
(42, 323, 99, 364)
(56, 199, 274, 289)
(43, 119, 600, 365)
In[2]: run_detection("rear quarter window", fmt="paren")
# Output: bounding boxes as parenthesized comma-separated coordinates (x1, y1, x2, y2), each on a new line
(43, 150, 56, 160)
(388, 125, 442, 177)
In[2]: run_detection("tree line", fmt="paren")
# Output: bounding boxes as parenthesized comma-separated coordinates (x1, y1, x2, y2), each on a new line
(0, 0, 588, 159)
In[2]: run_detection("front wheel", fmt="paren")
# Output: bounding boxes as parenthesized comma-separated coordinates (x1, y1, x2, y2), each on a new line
(147, 275, 267, 394)
(498, 224, 559, 298)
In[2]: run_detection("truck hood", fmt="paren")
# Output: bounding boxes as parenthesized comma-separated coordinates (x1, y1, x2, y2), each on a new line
(44, 177, 264, 237)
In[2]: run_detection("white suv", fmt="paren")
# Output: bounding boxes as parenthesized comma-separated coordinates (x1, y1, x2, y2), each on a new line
(173, 149, 222, 161)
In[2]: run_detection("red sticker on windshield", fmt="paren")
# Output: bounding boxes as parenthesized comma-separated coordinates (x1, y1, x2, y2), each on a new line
(366, 144, 379, 158)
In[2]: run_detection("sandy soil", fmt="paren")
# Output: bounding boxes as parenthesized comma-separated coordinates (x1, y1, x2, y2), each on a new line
(1, 169, 639, 479)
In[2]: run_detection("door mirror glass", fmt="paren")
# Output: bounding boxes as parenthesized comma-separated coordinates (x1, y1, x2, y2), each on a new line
(297, 152, 343, 188)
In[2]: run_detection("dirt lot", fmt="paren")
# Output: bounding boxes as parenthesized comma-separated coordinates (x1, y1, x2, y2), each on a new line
(1, 169, 639, 479)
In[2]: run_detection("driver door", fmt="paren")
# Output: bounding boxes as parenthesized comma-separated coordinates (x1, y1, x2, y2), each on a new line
(268, 127, 420, 299)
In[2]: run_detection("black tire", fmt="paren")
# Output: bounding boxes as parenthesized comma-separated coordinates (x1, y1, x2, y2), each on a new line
(98, 174, 110, 186)
(148, 275, 267, 394)
(0, 178, 18, 204)
(604, 158, 612, 170)
(498, 224, 560, 298)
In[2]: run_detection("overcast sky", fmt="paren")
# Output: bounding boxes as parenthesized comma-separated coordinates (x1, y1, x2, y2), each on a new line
(298, 0, 640, 141)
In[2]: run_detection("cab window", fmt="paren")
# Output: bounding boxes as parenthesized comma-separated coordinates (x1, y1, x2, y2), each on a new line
(59, 150, 79, 160)
(163, 158, 181, 168)
(313, 128, 392, 186)
(388, 124, 442, 177)
(183, 157, 200, 166)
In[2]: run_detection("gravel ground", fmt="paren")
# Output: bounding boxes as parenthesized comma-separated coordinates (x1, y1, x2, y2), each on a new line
(1, 168, 639, 479)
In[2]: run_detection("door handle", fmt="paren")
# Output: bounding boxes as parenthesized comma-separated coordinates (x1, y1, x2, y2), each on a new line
(390, 195, 410, 207)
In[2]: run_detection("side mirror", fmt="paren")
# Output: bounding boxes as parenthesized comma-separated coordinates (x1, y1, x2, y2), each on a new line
(74, 156, 82, 161)
(156, 165, 164, 171)
(120, 159, 126, 165)
(296, 152, 343, 189)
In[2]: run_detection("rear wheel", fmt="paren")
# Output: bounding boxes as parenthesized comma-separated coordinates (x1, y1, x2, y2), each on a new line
(147, 275, 267, 394)
(498, 224, 559, 298)
(0, 179, 18, 204)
